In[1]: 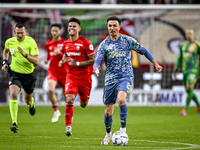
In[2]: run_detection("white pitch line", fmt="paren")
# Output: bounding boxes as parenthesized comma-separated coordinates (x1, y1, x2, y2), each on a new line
(2, 135, 200, 149)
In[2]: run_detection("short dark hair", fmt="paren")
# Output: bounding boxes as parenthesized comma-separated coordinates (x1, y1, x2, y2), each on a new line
(15, 22, 25, 29)
(107, 16, 121, 25)
(51, 23, 62, 30)
(68, 17, 80, 25)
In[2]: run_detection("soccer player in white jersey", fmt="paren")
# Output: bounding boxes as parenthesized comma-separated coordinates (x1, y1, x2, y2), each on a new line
(93, 16, 163, 145)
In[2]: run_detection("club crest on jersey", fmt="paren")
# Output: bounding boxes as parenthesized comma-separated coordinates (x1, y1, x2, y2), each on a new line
(75, 43, 83, 51)
(121, 43, 126, 49)
(89, 44, 94, 50)
(11, 49, 15, 56)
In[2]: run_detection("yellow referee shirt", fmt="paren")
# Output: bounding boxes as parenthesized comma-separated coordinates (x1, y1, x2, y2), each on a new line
(5, 36, 39, 74)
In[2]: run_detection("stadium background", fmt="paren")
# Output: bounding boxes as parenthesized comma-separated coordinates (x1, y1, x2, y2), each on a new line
(0, 3, 200, 106)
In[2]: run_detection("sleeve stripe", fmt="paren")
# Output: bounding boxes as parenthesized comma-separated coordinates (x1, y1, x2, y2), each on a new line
(88, 51, 95, 56)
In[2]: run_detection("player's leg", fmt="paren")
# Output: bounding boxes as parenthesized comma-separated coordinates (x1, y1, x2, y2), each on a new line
(101, 103, 115, 145)
(78, 79, 91, 108)
(180, 73, 188, 116)
(65, 94, 76, 136)
(101, 83, 117, 145)
(24, 92, 36, 115)
(117, 79, 132, 133)
(117, 91, 128, 133)
(9, 84, 20, 133)
(181, 72, 199, 115)
(21, 72, 37, 116)
(48, 79, 61, 122)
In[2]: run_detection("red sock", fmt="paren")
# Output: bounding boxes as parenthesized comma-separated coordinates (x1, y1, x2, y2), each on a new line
(65, 102, 73, 127)
(52, 104, 58, 111)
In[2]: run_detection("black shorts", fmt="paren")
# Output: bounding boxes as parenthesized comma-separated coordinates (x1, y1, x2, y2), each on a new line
(9, 71, 37, 94)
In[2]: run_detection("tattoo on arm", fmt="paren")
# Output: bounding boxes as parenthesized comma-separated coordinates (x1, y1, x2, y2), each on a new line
(80, 54, 95, 66)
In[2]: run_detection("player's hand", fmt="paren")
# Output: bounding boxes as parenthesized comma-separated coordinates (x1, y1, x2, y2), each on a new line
(54, 47, 60, 54)
(1, 64, 8, 72)
(18, 46, 26, 57)
(68, 58, 76, 66)
(93, 66, 100, 77)
(174, 70, 178, 80)
(44, 59, 48, 64)
(58, 60, 64, 67)
(155, 64, 163, 73)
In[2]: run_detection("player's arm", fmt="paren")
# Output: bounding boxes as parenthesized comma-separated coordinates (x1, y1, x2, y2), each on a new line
(44, 44, 50, 64)
(129, 38, 163, 73)
(69, 54, 95, 66)
(174, 46, 182, 78)
(1, 47, 10, 71)
(18, 46, 39, 66)
(93, 42, 105, 77)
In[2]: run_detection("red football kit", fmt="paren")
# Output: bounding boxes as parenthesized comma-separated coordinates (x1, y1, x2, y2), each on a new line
(46, 37, 67, 88)
(63, 35, 95, 100)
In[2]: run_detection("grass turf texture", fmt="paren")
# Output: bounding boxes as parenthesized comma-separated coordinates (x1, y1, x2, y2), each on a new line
(0, 106, 200, 150)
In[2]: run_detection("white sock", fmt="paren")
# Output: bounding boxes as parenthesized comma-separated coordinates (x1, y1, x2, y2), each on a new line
(106, 132, 112, 136)
(120, 127, 126, 133)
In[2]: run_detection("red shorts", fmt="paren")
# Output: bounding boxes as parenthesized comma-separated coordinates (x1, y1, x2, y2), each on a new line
(47, 71, 66, 88)
(65, 74, 92, 101)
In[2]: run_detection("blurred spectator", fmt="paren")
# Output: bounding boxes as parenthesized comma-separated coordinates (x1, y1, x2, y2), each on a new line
(192, 0, 200, 4)
(155, 0, 176, 4)
(101, 0, 117, 4)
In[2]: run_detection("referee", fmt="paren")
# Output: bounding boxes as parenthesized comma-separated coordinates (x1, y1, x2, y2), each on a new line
(1, 22, 39, 133)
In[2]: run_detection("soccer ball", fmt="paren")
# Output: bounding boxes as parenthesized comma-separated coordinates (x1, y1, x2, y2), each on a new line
(111, 131, 128, 146)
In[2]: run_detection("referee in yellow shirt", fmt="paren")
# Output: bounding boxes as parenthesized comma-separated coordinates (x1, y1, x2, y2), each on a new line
(1, 22, 39, 133)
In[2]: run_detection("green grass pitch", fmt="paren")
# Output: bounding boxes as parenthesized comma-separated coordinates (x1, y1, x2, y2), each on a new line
(0, 106, 200, 150)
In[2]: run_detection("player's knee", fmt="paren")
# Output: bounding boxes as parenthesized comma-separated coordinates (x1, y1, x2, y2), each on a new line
(186, 88, 193, 98)
(10, 91, 18, 100)
(105, 109, 113, 116)
(80, 103, 87, 108)
(80, 100, 88, 108)
(65, 95, 74, 103)
(118, 98, 126, 105)
(48, 89, 54, 96)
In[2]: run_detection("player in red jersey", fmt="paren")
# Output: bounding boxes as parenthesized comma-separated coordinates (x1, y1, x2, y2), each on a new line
(44, 23, 67, 123)
(59, 18, 95, 136)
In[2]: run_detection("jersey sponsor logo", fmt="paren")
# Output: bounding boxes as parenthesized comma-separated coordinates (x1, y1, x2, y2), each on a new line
(34, 46, 39, 51)
(109, 51, 126, 58)
(75, 43, 83, 46)
(11, 49, 15, 56)
(89, 44, 94, 50)
(50, 52, 58, 56)
(66, 52, 81, 56)
(183, 52, 192, 58)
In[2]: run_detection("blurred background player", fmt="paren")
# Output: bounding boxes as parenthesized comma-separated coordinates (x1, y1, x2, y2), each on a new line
(93, 16, 163, 145)
(59, 17, 95, 136)
(44, 23, 67, 123)
(174, 29, 200, 116)
(1, 22, 39, 133)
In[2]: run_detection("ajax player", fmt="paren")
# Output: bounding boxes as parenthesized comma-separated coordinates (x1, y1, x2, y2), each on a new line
(93, 16, 163, 145)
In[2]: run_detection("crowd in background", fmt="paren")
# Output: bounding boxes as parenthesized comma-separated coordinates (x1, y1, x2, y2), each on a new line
(1, 0, 200, 4)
